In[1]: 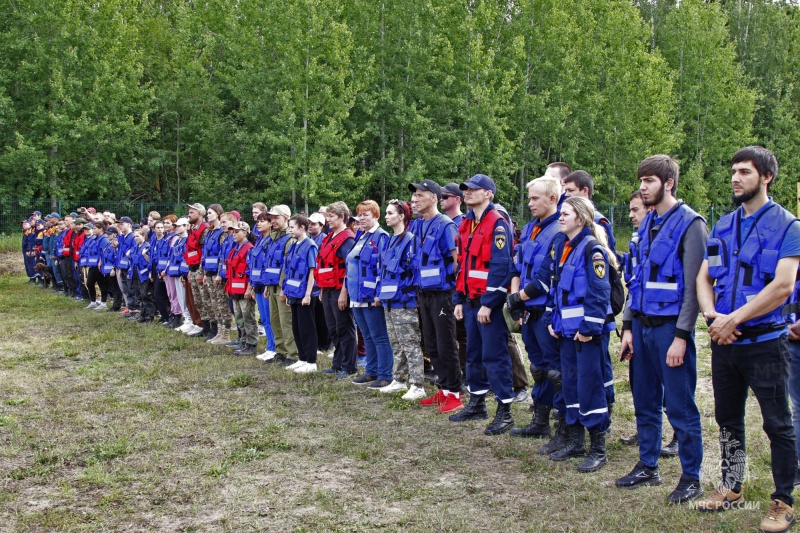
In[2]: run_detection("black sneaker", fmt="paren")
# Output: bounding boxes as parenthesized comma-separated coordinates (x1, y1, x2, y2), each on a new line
(661, 433, 679, 457)
(368, 379, 391, 389)
(615, 461, 662, 489)
(277, 357, 297, 367)
(352, 374, 377, 385)
(668, 475, 704, 505)
(620, 433, 639, 446)
(321, 367, 338, 375)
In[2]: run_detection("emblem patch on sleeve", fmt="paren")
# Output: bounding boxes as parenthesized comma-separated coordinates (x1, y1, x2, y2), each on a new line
(495, 234, 506, 250)
(593, 260, 606, 277)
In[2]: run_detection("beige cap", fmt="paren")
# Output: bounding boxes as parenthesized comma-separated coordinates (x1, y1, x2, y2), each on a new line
(267, 204, 291, 218)
(232, 221, 251, 233)
(186, 203, 206, 215)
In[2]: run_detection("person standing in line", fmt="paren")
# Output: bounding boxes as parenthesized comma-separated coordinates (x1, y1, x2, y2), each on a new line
(101, 226, 123, 312)
(185, 203, 211, 338)
(225, 221, 257, 355)
(130, 228, 154, 323)
(263, 205, 299, 365)
(308, 212, 333, 358)
(168, 219, 194, 333)
(115, 217, 136, 314)
(249, 213, 278, 358)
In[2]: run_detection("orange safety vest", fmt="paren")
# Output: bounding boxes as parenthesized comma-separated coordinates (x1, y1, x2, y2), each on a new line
(456, 208, 503, 299)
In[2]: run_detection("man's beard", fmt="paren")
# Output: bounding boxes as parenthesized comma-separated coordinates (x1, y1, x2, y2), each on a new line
(732, 183, 761, 206)
(642, 182, 666, 207)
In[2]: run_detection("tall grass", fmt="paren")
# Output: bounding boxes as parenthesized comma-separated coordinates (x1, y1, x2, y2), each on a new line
(0, 233, 23, 254)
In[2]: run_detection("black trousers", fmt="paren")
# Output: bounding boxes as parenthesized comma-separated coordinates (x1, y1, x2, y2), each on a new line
(134, 275, 155, 319)
(711, 335, 797, 505)
(291, 299, 318, 364)
(60, 257, 75, 295)
(418, 288, 461, 392)
(106, 273, 123, 311)
(321, 289, 357, 373)
(86, 267, 109, 302)
(314, 296, 332, 350)
(153, 276, 170, 320)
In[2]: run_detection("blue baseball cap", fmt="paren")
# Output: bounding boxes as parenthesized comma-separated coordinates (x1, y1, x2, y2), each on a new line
(69, 212, 79, 218)
(460, 174, 496, 195)
(31, 210, 42, 216)
(50, 212, 60, 218)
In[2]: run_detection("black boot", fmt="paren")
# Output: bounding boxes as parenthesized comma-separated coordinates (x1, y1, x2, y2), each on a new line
(190, 320, 210, 338)
(620, 432, 639, 446)
(204, 322, 218, 342)
(537, 411, 569, 455)
(225, 330, 242, 347)
(509, 402, 551, 438)
(485, 402, 514, 435)
(549, 424, 586, 461)
(660, 433, 679, 457)
(448, 394, 488, 422)
(235, 343, 257, 356)
(577, 431, 608, 472)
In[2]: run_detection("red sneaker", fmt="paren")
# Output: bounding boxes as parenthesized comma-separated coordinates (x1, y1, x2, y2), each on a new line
(437, 394, 464, 413)
(120, 308, 130, 315)
(420, 389, 446, 406)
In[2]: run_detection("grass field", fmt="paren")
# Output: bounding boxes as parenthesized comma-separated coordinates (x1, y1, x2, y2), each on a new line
(0, 251, 787, 532)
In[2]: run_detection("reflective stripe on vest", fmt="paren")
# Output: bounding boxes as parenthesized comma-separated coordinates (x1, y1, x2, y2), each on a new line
(225, 241, 254, 295)
(184, 222, 209, 266)
(317, 229, 355, 289)
(415, 214, 456, 290)
(264, 233, 292, 286)
(283, 238, 318, 299)
(514, 216, 561, 308)
(456, 209, 502, 299)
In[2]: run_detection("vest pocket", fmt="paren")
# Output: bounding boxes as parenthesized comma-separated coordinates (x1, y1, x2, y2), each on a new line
(706, 238, 727, 279)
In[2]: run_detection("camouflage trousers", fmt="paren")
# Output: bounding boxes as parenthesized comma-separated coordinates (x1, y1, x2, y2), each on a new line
(205, 273, 233, 326)
(232, 297, 257, 346)
(188, 269, 210, 321)
(386, 306, 424, 387)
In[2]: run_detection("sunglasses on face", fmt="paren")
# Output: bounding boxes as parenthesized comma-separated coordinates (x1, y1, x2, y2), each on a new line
(441, 194, 456, 200)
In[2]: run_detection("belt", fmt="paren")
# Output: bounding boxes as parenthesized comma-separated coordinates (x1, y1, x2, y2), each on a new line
(738, 324, 786, 341)
(466, 298, 482, 308)
(633, 313, 678, 328)
(419, 289, 452, 295)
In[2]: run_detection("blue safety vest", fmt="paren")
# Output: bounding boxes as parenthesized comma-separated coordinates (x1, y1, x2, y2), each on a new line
(166, 236, 188, 276)
(629, 202, 703, 317)
(264, 232, 292, 286)
(347, 227, 389, 302)
(79, 235, 97, 267)
(99, 238, 116, 274)
(622, 235, 640, 285)
(515, 216, 561, 309)
(377, 231, 417, 308)
(282, 237, 319, 299)
(153, 234, 172, 274)
(247, 235, 272, 285)
(218, 233, 234, 279)
(132, 242, 151, 281)
(117, 232, 135, 269)
(201, 227, 224, 272)
(56, 232, 66, 256)
(312, 232, 325, 247)
(414, 214, 456, 290)
(707, 201, 797, 328)
(552, 235, 615, 336)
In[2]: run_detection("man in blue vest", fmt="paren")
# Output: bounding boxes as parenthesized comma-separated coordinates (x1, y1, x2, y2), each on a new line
(450, 174, 516, 435)
(562, 170, 616, 252)
(696, 146, 799, 532)
(616, 155, 707, 505)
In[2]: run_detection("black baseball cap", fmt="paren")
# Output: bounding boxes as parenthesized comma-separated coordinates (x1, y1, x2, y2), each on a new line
(442, 183, 464, 200)
(118, 216, 133, 224)
(408, 179, 442, 200)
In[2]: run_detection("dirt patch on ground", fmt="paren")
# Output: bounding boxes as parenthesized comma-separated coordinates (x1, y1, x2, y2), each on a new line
(0, 252, 25, 276)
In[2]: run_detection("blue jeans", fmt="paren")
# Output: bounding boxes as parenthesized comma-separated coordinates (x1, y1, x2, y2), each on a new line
(255, 287, 276, 352)
(788, 340, 800, 465)
(352, 306, 393, 381)
(631, 319, 703, 479)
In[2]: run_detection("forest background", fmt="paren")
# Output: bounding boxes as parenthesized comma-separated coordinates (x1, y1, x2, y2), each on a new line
(1, 0, 798, 217)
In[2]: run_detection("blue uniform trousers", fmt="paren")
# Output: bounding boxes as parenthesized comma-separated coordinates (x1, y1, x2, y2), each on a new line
(521, 313, 564, 412)
(464, 303, 514, 403)
(602, 342, 615, 406)
(254, 288, 276, 352)
(631, 319, 703, 478)
(50, 255, 63, 286)
(24, 253, 36, 279)
(561, 333, 611, 432)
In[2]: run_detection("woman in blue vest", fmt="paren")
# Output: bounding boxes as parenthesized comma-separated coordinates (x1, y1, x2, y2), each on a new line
(130, 228, 154, 323)
(83, 222, 110, 310)
(167, 218, 193, 332)
(246, 213, 278, 358)
(101, 226, 124, 312)
(343, 200, 392, 389)
(375, 200, 427, 401)
(151, 221, 173, 325)
(547, 196, 616, 473)
(280, 214, 321, 374)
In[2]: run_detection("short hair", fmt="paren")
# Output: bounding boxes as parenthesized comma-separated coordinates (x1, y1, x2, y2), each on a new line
(163, 214, 178, 224)
(356, 200, 380, 219)
(326, 201, 350, 220)
(94, 221, 107, 232)
(732, 146, 778, 189)
(564, 170, 594, 198)
(289, 213, 309, 231)
(220, 211, 238, 222)
(252, 202, 267, 213)
(630, 190, 643, 202)
(148, 211, 161, 221)
(547, 162, 572, 180)
(134, 228, 148, 237)
(207, 204, 224, 218)
(526, 176, 561, 200)
(637, 155, 679, 196)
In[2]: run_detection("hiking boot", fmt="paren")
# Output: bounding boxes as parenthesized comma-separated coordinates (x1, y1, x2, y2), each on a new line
(420, 389, 446, 407)
(484, 402, 514, 435)
(537, 414, 570, 455)
(695, 486, 745, 512)
(509, 402, 551, 439)
(549, 424, 586, 461)
(448, 394, 488, 422)
(759, 500, 795, 533)
(204, 322, 218, 342)
(437, 394, 464, 414)
(661, 433, 679, 457)
(577, 431, 607, 473)
(235, 344, 257, 356)
(615, 461, 662, 489)
(620, 432, 640, 446)
(668, 475, 704, 505)
(190, 320, 210, 337)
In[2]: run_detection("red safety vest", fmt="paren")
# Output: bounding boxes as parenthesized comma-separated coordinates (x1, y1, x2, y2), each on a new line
(225, 241, 254, 295)
(62, 229, 73, 257)
(72, 231, 86, 261)
(456, 208, 503, 299)
(316, 229, 355, 289)
(184, 222, 209, 267)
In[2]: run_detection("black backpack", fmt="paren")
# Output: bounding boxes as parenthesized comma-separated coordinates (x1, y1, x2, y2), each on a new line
(584, 237, 625, 319)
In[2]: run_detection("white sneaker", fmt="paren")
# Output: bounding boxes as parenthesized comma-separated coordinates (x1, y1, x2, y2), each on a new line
(257, 350, 276, 361)
(294, 363, 317, 374)
(402, 385, 426, 401)
(258, 325, 266, 337)
(94, 302, 108, 311)
(85, 302, 98, 309)
(286, 360, 304, 370)
(185, 324, 203, 335)
(379, 380, 408, 394)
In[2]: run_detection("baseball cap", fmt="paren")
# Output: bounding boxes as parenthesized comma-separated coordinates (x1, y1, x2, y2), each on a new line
(408, 179, 442, 199)
(105, 226, 119, 235)
(85, 222, 95, 229)
(232, 221, 251, 233)
(35, 219, 44, 225)
(308, 212, 326, 226)
(186, 202, 206, 215)
(175, 218, 189, 226)
(32, 210, 42, 216)
(267, 205, 291, 218)
(50, 212, 60, 219)
(442, 183, 464, 200)
(69, 212, 79, 218)
(230, 210, 242, 221)
(460, 174, 496, 195)
(118, 216, 133, 224)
